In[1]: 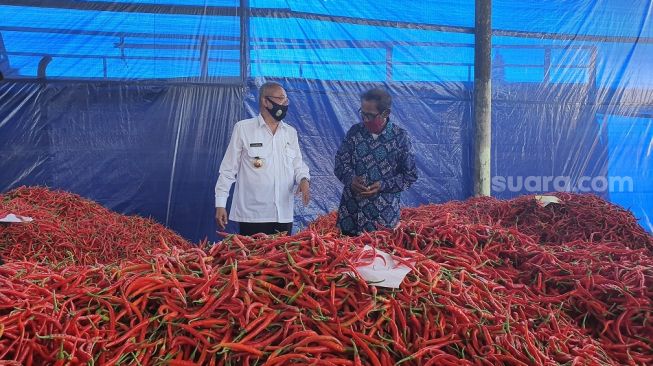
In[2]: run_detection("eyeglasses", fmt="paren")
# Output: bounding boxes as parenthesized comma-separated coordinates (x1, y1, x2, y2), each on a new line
(358, 108, 380, 121)
(266, 95, 290, 105)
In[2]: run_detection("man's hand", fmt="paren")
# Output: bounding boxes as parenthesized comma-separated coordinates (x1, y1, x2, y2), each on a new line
(296, 178, 310, 205)
(360, 181, 381, 198)
(351, 176, 368, 195)
(215, 207, 228, 230)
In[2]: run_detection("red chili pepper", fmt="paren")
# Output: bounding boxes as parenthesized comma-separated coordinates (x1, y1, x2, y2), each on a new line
(1, 189, 651, 365)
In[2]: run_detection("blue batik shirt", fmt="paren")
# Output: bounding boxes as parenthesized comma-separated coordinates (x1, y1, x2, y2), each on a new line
(334, 121, 418, 235)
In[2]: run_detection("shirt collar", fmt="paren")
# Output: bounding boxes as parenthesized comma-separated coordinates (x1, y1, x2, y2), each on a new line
(362, 121, 394, 140)
(380, 121, 394, 139)
(257, 114, 285, 130)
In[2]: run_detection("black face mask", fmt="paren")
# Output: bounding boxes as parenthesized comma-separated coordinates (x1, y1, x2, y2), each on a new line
(266, 97, 288, 121)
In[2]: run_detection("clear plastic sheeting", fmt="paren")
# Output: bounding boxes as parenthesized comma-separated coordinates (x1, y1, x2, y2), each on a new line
(0, 0, 651, 241)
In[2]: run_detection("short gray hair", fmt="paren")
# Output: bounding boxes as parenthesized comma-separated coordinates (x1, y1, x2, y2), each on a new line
(259, 82, 283, 106)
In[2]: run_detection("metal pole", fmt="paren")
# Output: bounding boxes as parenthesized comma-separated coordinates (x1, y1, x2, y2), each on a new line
(200, 36, 209, 78)
(240, 0, 250, 84)
(385, 47, 393, 81)
(543, 47, 551, 84)
(474, 0, 492, 196)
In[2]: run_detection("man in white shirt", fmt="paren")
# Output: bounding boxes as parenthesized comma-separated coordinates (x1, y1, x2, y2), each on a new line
(214, 82, 310, 236)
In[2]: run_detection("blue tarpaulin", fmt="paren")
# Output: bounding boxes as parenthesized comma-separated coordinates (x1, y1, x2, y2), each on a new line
(1, 0, 651, 241)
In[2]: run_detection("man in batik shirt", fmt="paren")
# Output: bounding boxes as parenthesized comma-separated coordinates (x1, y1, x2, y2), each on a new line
(334, 88, 418, 236)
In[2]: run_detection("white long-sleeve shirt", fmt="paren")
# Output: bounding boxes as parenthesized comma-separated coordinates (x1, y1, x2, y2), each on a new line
(214, 114, 310, 223)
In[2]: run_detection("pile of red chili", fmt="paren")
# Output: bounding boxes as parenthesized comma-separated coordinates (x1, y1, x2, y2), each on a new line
(0, 186, 192, 265)
(0, 188, 651, 365)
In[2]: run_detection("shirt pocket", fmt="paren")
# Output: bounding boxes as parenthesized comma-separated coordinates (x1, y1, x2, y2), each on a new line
(244, 145, 272, 170)
(284, 145, 297, 172)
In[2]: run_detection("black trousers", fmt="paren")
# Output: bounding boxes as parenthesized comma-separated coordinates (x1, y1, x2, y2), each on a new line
(238, 222, 293, 236)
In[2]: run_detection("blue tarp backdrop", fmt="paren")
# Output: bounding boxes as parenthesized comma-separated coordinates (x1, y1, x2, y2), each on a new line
(1, 1, 651, 241)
